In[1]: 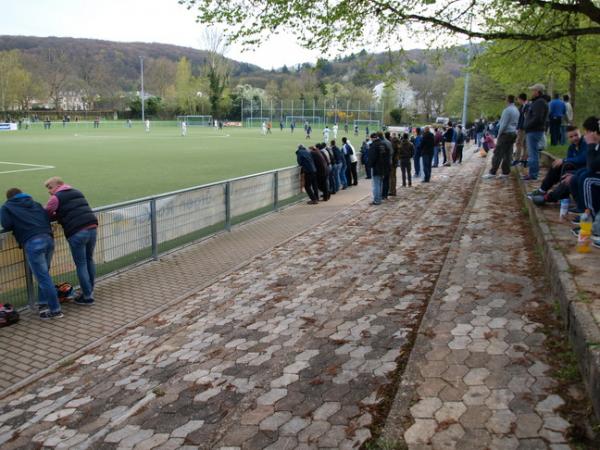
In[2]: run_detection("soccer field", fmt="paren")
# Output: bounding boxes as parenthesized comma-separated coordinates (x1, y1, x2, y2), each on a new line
(0, 122, 343, 207)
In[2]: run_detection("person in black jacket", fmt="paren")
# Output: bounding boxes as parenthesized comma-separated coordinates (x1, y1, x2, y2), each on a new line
(381, 132, 394, 199)
(310, 146, 330, 201)
(523, 84, 549, 180)
(296, 145, 319, 204)
(421, 126, 435, 182)
(45, 177, 98, 306)
(367, 133, 388, 205)
(1, 188, 63, 319)
(569, 117, 600, 215)
(398, 133, 415, 187)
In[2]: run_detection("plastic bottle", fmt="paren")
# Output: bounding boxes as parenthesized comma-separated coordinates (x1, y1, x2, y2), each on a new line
(576, 209, 593, 253)
(559, 199, 569, 220)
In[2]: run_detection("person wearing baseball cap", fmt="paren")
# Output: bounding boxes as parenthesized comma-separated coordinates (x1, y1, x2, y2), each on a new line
(522, 83, 549, 181)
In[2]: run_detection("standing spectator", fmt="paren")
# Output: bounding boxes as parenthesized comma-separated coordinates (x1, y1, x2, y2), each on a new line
(475, 119, 486, 148)
(389, 133, 401, 195)
(421, 126, 435, 182)
(296, 145, 319, 204)
(342, 137, 358, 186)
(453, 125, 465, 164)
(310, 146, 330, 201)
(548, 93, 566, 146)
(513, 93, 529, 167)
(413, 127, 423, 176)
(443, 122, 455, 167)
(367, 133, 387, 205)
(562, 95, 574, 145)
(361, 139, 371, 179)
(483, 95, 520, 179)
(381, 132, 394, 198)
(398, 133, 414, 187)
(1, 188, 63, 319)
(331, 140, 345, 192)
(523, 84, 549, 181)
(44, 177, 98, 305)
(433, 127, 443, 168)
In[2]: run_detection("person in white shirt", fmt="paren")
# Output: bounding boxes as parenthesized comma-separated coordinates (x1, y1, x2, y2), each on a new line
(332, 123, 338, 139)
(323, 126, 330, 142)
(144, 119, 150, 132)
(181, 120, 187, 136)
(261, 121, 267, 135)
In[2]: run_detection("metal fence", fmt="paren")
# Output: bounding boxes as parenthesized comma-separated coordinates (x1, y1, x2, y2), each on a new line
(0, 166, 302, 310)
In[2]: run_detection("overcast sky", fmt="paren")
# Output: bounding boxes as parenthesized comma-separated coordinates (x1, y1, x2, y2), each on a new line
(0, 0, 429, 69)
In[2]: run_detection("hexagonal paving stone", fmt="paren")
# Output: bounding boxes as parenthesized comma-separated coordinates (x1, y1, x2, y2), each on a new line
(404, 419, 437, 445)
(463, 368, 490, 386)
(409, 397, 443, 419)
(434, 402, 467, 423)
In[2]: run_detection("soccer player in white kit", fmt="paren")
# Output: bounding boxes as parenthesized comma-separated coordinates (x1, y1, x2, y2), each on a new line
(181, 120, 187, 136)
(145, 119, 150, 132)
(332, 124, 338, 139)
(323, 126, 330, 142)
(261, 121, 267, 135)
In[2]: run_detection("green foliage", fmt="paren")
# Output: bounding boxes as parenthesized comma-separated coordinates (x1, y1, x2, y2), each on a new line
(129, 96, 164, 118)
(389, 108, 403, 124)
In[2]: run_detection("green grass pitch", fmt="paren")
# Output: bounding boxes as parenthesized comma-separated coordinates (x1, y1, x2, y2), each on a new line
(0, 122, 357, 208)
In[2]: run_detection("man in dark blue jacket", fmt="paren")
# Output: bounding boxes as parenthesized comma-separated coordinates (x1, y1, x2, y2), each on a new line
(296, 145, 319, 204)
(1, 188, 63, 319)
(523, 84, 549, 180)
(530, 127, 588, 206)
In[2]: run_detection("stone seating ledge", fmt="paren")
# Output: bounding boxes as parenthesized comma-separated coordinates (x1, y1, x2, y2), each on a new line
(517, 150, 600, 420)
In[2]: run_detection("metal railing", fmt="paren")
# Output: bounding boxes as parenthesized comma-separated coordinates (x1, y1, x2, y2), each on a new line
(0, 166, 302, 309)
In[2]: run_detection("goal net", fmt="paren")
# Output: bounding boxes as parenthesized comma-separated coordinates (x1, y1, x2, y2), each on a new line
(285, 116, 322, 127)
(177, 115, 213, 126)
(244, 117, 271, 127)
(353, 119, 381, 129)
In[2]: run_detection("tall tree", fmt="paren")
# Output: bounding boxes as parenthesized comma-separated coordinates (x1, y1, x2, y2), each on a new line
(181, 0, 600, 50)
(202, 28, 231, 118)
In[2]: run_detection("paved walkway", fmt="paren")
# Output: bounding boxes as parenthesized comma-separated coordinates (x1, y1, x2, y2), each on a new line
(0, 149, 587, 449)
(383, 157, 584, 448)
(0, 152, 485, 449)
(0, 181, 370, 394)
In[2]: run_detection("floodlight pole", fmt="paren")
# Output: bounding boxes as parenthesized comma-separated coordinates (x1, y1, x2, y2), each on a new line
(140, 56, 145, 122)
(461, 44, 472, 126)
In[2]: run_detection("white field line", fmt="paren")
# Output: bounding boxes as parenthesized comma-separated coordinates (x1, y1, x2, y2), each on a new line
(0, 161, 55, 175)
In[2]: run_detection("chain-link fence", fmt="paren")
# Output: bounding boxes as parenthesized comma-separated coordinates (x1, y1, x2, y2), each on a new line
(0, 166, 302, 310)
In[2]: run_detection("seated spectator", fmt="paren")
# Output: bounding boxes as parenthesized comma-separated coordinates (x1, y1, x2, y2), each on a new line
(529, 125, 587, 205)
(569, 116, 600, 219)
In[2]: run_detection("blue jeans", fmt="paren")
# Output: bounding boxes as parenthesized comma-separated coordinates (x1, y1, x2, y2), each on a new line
(414, 149, 422, 176)
(371, 175, 383, 204)
(422, 154, 433, 182)
(68, 228, 97, 299)
(432, 146, 440, 167)
(340, 163, 348, 188)
(332, 163, 342, 192)
(24, 235, 60, 313)
(526, 132, 544, 179)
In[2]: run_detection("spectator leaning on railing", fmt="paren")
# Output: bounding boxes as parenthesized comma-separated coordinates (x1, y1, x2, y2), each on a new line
(44, 177, 98, 306)
(1, 188, 63, 320)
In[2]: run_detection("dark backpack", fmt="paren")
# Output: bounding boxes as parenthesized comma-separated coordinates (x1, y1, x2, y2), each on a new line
(56, 282, 74, 302)
(0, 304, 19, 327)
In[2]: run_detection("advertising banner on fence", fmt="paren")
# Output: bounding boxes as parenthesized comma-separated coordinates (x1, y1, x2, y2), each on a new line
(0, 123, 18, 131)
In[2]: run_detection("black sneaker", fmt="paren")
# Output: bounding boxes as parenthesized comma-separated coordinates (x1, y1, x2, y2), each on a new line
(39, 310, 64, 320)
(531, 195, 546, 206)
(74, 296, 95, 306)
(571, 227, 580, 237)
(569, 207, 583, 214)
(571, 216, 581, 225)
